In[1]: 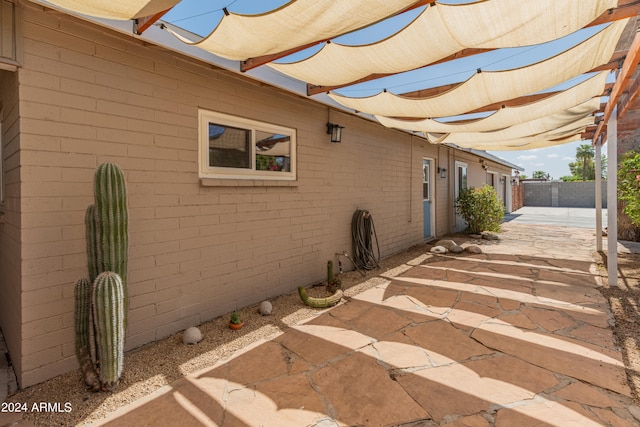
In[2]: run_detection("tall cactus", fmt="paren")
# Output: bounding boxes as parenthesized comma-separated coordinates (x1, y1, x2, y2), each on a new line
(74, 162, 129, 391)
(74, 278, 100, 391)
(93, 163, 129, 324)
(93, 272, 125, 390)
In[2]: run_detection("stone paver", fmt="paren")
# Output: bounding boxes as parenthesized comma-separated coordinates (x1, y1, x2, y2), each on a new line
(91, 223, 640, 426)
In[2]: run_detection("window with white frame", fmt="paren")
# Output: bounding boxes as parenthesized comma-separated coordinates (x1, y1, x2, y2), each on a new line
(198, 109, 296, 180)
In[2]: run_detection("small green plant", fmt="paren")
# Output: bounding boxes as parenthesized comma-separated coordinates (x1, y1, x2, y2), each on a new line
(618, 149, 640, 227)
(455, 185, 505, 234)
(230, 311, 242, 325)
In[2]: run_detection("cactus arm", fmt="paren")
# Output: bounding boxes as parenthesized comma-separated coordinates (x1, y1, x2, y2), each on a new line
(93, 272, 125, 390)
(74, 278, 100, 391)
(298, 286, 343, 308)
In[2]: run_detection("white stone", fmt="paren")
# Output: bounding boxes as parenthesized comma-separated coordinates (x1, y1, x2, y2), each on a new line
(183, 326, 202, 345)
(430, 246, 448, 254)
(434, 239, 457, 250)
(259, 300, 272, 315)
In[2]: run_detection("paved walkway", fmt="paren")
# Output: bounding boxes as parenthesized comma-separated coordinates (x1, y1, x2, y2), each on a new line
(504, 206, 607, 229)
(90, 223, 640, 427)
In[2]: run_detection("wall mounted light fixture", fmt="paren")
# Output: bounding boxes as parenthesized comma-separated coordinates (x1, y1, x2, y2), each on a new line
(437, 167, 447, 179)
(326, 123, 344, 143)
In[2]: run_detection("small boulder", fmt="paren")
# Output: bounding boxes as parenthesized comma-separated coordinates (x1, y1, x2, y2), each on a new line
(450, 245, 464, 254)
(481, 231, 500, 241)
(469, 234, 482, 239)
(434, 239, 457, 250)
(259, 300, 272, 316)
(430, 245, 448, 254)
(183, 326, 202, 345)
(465, 245, 483, 254)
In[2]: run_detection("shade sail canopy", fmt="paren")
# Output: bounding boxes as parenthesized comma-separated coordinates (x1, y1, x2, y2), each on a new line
(269, 0, 616, 86)
(467, 135, 584, 151)
(45, 0, 180, 20)
(328, 19, 627, 118)
(374, 71, 608, 133)
(165, 0, 418, 61)
(426, 114, 597, 145)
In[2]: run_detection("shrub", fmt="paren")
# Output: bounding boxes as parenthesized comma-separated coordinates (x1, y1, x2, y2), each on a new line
(618, 149, 640, 227)
(455, 185, 506, 234)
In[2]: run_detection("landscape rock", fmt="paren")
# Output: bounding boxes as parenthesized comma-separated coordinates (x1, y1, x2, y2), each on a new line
(259, 300, 273, 315)
(450, 245, 464, 254)
(430, 246, 448, 254)
(434, 239, 457, 250)
(481, 231, 500, 241)
(465, 245, 483, 254)
(182, 327, 202, 345)
(469, 234, 482, 239)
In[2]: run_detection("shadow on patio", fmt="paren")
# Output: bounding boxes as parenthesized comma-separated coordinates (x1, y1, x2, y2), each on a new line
(94, 224, 640, 427)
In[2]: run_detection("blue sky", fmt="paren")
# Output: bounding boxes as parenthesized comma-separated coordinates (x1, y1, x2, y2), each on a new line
(163, 0, 611, 179)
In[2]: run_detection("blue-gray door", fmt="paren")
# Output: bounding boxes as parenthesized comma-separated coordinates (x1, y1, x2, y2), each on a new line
(423, 159, 432, 238)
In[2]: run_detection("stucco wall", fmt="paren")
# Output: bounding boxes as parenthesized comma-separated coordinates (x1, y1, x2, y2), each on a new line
(0, 68, 22, 386)
(10, 2, 487, 386)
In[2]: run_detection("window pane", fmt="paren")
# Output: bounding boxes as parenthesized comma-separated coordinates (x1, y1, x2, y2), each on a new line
(208, 123, 251, 169)
(255, 130, 291, 172)
(458, 166, 467, 191)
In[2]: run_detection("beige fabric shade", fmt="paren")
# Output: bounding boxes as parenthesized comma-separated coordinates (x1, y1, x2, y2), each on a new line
(269, 0, 616, 86)
(329, 19, 627, 119)
(166, 0, 418, 61)
(426, 114, 596, 145)
(45, 0, 180, 20)
(448, 116, 594, 150)
(374, 71, 608, 133)
(468, 135, 583, 151)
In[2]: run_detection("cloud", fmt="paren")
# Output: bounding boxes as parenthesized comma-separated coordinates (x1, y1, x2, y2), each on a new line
(547, 153, 559, 158)
(562, 156, 574, 161)
(518, 155, 537, 161)
(534, 163, 545, 167)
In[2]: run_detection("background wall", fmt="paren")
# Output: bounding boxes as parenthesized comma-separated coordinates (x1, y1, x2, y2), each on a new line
(524, 181, 608, 208)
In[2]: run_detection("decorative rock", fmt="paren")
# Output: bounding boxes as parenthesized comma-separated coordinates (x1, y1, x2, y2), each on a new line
(465, 245, 483, 254)
(481, 231, 500, 241)
(259, 300, 272, 316)
(434, 240, 457, 250)
(182, 327, 202, 345)
(469, 234, 482, 239)
(430, 246, 448, 254)
(450, 245, 464, 254)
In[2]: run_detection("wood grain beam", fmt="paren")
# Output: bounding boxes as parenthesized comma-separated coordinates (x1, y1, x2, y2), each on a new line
(134, 8, 172, 35)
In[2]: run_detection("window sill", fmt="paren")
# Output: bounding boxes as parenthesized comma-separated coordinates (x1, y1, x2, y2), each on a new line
(199, 178, 298, 187)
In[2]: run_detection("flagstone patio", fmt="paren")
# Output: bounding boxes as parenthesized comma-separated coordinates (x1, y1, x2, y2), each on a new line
(87, 223, 640, 427)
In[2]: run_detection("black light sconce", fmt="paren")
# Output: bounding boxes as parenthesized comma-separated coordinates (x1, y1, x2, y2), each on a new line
(327, 123, 344, 143)
(437, 167, 447, 179)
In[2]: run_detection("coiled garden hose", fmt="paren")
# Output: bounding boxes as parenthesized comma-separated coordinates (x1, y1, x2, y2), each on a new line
(351, 209, 380, 271)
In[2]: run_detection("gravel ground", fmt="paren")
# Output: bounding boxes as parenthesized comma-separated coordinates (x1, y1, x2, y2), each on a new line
(596, 250, 640, 405)
(8, 244, 429, 426)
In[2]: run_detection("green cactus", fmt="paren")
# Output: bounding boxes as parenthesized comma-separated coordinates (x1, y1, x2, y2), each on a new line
(94, 162, 128, 287)
(74, 278, 100, 391)
(326, 260, 342, 293)
(93, 163, 129, 324)
(73, 162, 130, 391)
(85, 205, 99, 284)
(93, 271, 125, 390)
(298, 286, 343, 308)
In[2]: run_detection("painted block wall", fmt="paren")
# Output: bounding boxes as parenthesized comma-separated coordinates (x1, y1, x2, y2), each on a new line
(8, 2, 459, 386)
(0, 68, 22, 385)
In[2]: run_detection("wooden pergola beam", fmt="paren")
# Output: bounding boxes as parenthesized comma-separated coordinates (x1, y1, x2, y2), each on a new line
(592, 30, 640, 142)
(306, 1, 640, 96)
(135, 8, 173, 35)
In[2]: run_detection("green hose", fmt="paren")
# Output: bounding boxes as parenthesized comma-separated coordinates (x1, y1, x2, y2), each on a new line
(351, 209, 380, 270)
